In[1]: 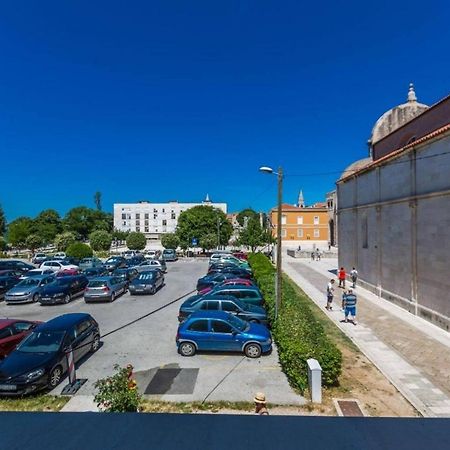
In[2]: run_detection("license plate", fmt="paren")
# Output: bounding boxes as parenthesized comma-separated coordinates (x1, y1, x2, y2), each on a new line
(0, 384, 17, 391)
(41, 297, 50, 301)
(135, 289, 144, 292)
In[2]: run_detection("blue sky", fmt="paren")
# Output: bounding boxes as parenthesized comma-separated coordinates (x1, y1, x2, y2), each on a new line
(1, 0, 449, 221)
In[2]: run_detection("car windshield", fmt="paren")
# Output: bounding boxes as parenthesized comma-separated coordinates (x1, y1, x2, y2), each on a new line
(227, 314, 248, 332)
(16, 330, 65, 353)
(60, 261, 71, 266)
(106, 258, 119, 263)
(81, 259, 92, 263)
(88, 280, 107, 287)
(138, 272, 155, 280)
(18, 278, 40, 287)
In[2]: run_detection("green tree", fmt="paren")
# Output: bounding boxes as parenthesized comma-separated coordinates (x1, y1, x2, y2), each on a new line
(236, 208, 259, 227)
(0, 237, 7, 251)
(94, 191, 102, 211)
(175, 206, 232, 250)
(161, 233, 180, 250)
(199, 233, 217, 251)
(0, 203, 6, 235)
(66, 242, 93, 259)
(63, 206, 112, 239)
(34, 209, 62, 244)
(54, 231, 76, 251)
(89, 230, 113, 251)
(26, 234, 44, 253)
(238, 217, 266, 252)
(126, 232, 146, 250)
(112, 229, 129, 241)
(7, 216, 34, 248)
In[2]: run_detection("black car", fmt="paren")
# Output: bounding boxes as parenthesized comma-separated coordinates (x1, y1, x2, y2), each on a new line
(61, 256, 80, 266)
(39, 275, 89, 305)
(0, 273, 21, 301)
(112, 267, 139, 287)
(129, 270, 164, 295)
(207, 266, 253, 279)
(103, 256, 127, 272)
(0, 313, 100, 396)
(178, 295, 268, 325)
(125, 255, 145, 268)
(83, 267, 109, 279)
(0, 260, 35, 273)
(196, 272, 242, 292)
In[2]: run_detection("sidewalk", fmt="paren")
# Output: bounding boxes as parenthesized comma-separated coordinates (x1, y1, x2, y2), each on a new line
(283, 257, 450, 418)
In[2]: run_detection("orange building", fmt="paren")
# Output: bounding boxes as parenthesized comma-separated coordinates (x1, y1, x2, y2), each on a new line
(270, 203, 329, 242)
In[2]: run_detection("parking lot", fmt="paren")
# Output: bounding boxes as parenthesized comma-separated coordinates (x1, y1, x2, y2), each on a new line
(0, 259, 303, 405)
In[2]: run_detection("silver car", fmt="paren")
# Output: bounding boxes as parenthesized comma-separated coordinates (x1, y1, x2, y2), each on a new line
(134, 259, 167, 273)
(84, 276, 127, 303)
(5, 274, 56, 304)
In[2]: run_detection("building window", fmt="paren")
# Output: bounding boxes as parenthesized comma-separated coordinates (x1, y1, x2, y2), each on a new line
(162, 208, 165, 213)
(121, 213, 126, 220)
(154, 214, 158, 219)
(145, 227, 149, 232)
(281, 215, 287, 225)
(297, 216, 303, 225)
(314, 216, 319, 225)
(136, 220, 140, 226)
(136, 213, 140, 219)
(362, 216, 368, 249)
(162, 219, 167, 226)
(122, 221, 126, 226)
(144, 213, 149, 220)
(153, 208, 158, 213)
(314, 229, 320, 238)
(171, 212, 176, 219)
(127, 214, 131, 220)
(297, 229, 303, 238)
(136, 227, 140, 232)
(281, 229, 287, 238)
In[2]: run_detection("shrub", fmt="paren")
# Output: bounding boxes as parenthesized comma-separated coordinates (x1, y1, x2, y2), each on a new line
(161, 233, 180, 250)
(248, 253, 342, 392)
(126, 232, 146, 251)
(94, 364, 142, 412)
(66, 242, 93, 259)
(26, 234, 43, 252)
(89, 230, 113, 251)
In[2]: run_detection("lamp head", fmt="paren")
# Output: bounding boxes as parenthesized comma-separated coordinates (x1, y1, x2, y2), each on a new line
(259, 166, 274, 174)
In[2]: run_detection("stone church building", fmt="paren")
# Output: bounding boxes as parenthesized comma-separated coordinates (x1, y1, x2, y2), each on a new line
(337, 85, 450, 330)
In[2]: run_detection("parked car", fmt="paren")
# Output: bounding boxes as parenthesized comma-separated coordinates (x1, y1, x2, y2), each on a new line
(144, 250, 160, 260)
(210, 255, 251, 270)
(0, 319, 41, 359)
(207, 266, 253, 279)
(176, 311, 272, 358)
(32, 253, 48, 265)
(196, 272, 244, 292)
(129, 270, 164, 295)
(56, 268, 80, 277)
(162, 249, 178, 261)
(79, 257, 103, 271)
(0, 260, 35, 274)
(84, 276, 127, 303)
(103, 256, 127, 272)
(178, 296, 268, 325)
(61, 257, 80, 266)
(52, 252, 66, 260)
(83, 267, 109, 279)
(112, 268, 139, 287)
(209, 252, 232, 265)
(40, 260, 79, 273)
(122, 250, 137, 259)
(0, 275, 21, 301)
(134, 259, 167, 273)
(39, 275, 89, 305)
(206, 285, 264, 306)
(125, 255, 145, 267)
(232, 252, 248, 260)
(19, 268, 54, 280)
(5, 274, 56, 304)
(0, 313, 100, 396)
(198, 278, 255, 295)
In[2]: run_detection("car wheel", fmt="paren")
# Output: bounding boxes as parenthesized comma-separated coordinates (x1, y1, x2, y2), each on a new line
(110, 292, 116, 302)
(64, 294, 71, 304)
(32, 293, 38, 303)
(91, 334, 100, 352)
(49, 366, 63, 388)
(244, 343, 262, 358)
(179, 342, 196, 357)
(150, 286, 156, 295)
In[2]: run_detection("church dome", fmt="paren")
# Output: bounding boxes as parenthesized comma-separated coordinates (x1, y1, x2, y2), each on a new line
(340, 157, 373, 179)
(369, 83, 428, 145)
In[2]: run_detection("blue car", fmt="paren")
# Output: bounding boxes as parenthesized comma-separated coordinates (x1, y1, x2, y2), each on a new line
(176, 310, 272, 358)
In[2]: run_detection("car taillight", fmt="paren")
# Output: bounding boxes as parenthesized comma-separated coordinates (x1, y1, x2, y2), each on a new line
(103, 286, 110, 292)
(85, 287, 89, 292)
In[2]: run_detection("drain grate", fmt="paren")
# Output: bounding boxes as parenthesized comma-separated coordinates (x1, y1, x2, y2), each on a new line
(145, 368, 199, 395)
(334, 399, 365, 417)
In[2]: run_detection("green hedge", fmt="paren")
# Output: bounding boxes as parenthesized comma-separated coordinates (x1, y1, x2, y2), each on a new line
(248, 253, 342, 392)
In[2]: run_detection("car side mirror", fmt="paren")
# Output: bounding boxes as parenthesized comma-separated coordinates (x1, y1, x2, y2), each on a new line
(232, 330, 238, 336)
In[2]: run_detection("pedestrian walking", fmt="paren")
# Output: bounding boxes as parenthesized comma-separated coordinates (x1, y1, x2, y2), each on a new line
(315, 248, 321, 261)
(350, 267, 358, 288)
(297, 245, 301, 252)
(311, 251, 315, 261)
(343, 288, 357, 324)
(328, 241, 331, 251)
(254, 392, 269, 415)
(326, 279, 335, 310)
(338, 267, 346, 288)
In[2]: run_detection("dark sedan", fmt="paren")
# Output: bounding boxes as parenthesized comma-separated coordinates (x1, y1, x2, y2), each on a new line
(39, 275, 89, 305)
(83, 267, 109, 279)
(0, 313, 100, 396)
(196, 272, 243, 292)
(112, 268, 139, 287)
(0, 273, 22, 301)
(0, 260, 35, 274)
(103, 256, 127, 272)
(0, 320, 41, 359)
(129, 270, 164, 295)
(207, 266, 253, 279)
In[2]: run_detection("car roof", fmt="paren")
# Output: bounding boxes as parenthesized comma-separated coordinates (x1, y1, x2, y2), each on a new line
(189, 310, 231, 320)
(200, 295, 238, 302)
(21, 274, 54, 280)
(213, 285, 258, 292)
(89, 276, 113, 281)
(37, 313, 92, 331)
(0, 319, 19, 327)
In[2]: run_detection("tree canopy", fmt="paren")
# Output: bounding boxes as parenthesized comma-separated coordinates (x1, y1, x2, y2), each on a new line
(7, 217, 34, 248)
(236, 208, 259, 227)
(0, 203, 6, 235)
(66, 242, 93, 259)
(54, 231, 76, 251)
(126, 232, 147, 250)
(161, 233, 180, 250)
(89, 230, 113, 251)
(33, 209, 63, 244)
(63, 206, 112, 239)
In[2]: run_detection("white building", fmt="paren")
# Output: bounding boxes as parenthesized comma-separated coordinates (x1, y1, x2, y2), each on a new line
(113, 195, 227, 240)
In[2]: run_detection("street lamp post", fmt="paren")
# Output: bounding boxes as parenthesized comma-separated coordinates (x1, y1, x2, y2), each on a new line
(259, 166, 283, 319)
(217, 218, 222, 250)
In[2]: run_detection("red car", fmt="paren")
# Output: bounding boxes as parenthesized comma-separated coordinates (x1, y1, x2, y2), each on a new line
(232, 252, 248, 260)
(56, 268, 80, 277)
(198, 278, 255, 296)
(0, 319, 41, 358)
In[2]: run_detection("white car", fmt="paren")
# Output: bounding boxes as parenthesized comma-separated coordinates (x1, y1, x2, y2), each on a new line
(209, 252, 233, 265)
(40, 260, 79, 273)
(144, 250, 159, 260)
(134, 260, 167, 273)
(20, 268, 55, 280)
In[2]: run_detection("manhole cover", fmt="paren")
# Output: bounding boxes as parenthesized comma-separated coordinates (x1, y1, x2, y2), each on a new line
(145, 368, 199, 395)
(336, 400, 364, 417)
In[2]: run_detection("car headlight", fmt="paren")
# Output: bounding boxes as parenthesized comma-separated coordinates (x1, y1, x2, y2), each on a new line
(26, 368, 45, 381)
(53, 293, 64, 297)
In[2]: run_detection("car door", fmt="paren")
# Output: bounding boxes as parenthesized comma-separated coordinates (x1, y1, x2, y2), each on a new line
(221, 300, 244, 318)
(74, 320, 94, 360)
(185, 319, 210, 350)
(0, 326, 18, 357)
(210, 320, 241, 351)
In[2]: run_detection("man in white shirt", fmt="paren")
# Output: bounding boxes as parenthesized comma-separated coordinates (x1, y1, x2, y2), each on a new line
(326, 279, 335, 310)
(350, 267, 358, 288)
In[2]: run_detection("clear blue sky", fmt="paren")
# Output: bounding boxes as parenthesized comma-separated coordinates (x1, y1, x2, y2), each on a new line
(1, 0, 449, 221)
